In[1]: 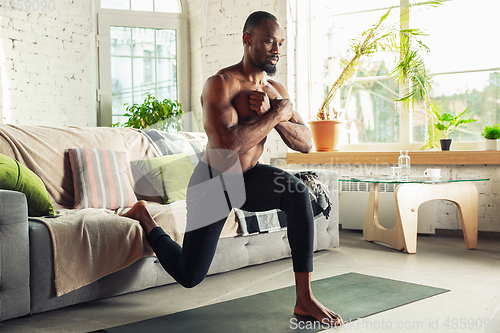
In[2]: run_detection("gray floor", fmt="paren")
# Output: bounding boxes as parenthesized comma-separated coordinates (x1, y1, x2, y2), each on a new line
(1, 229, 499, 333)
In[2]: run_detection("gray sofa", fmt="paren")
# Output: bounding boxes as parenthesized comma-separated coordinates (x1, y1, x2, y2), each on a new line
(0, 125, 339, 322)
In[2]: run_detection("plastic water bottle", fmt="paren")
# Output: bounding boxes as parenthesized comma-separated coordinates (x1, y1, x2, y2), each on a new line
(398, 150, 411, 181)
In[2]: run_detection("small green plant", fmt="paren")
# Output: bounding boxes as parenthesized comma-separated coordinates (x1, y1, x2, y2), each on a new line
(112, 93, 183, 132)
(433, 108, 477, 139)
(482, 124, 500, 140)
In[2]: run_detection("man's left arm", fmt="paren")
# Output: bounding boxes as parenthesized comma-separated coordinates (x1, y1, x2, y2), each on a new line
(274, 110, 312, 153)
(269, 81, 313, 154)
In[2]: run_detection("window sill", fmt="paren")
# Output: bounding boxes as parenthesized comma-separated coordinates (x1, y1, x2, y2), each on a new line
(287, 150, 500, 165)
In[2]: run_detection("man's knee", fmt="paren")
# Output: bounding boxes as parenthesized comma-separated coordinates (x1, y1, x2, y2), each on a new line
(179, 271, 206, 288)
(295, 179, 309, 195)
(288, 177, 310, 201)
(176, 262, 208, 288)
(278, 175, 310, 209)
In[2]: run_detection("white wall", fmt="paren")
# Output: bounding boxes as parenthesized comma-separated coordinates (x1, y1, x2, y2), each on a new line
(0, 0, 291, 152)
(0, 0, 97, 126)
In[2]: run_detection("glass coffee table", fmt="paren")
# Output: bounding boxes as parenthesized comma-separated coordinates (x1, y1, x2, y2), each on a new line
(339, 176, 489, 253)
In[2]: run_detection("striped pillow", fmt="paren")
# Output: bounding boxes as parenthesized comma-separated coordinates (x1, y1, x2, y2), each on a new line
(68, 148, 137, 210)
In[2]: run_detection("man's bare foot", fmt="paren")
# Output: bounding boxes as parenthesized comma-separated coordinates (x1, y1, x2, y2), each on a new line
(294, 295, 343, 327)
(121, 200, 159, 235)
(294, 272, 343, 327)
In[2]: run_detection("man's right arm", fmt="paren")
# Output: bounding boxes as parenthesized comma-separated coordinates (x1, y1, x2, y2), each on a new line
(202, 75, 291, 157)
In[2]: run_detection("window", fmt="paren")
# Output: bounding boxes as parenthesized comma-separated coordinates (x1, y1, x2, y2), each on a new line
(97, 0, 188, 127)
(305, 0, 500, 151)
(412, 0, 500, 144)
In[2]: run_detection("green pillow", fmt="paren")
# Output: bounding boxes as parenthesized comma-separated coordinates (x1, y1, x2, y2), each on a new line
(0, 153, 55, 217)
(132, 154, 195, 204)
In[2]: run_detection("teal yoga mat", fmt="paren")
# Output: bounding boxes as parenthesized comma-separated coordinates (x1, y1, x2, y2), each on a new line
(98, 273, 449, 333)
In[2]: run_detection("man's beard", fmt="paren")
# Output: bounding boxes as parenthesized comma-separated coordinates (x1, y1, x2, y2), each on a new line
(257, 56, 278, 76)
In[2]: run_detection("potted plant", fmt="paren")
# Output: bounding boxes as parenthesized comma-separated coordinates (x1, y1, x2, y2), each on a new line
(433, 108, 477, 151)
(481, 124, 500, 151)
(311, 9, 391, 151)
(112, 93, 183, 132)
(311, 1, 444, 151)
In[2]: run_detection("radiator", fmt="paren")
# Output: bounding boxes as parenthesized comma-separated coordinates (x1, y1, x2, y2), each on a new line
(339, 180, 435, 234)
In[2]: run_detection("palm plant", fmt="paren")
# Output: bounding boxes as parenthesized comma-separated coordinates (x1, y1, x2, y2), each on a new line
(317, 1, 447, 149)
(317, 9, 392, 120)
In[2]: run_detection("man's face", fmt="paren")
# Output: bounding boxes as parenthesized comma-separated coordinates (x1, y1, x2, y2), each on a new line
(247, 19, 285, 76)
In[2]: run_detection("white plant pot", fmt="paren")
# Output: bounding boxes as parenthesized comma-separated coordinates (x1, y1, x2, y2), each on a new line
(485, 139, 497, 151)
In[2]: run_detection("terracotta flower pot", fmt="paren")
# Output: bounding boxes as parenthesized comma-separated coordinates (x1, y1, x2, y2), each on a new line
(309, 120, 344, 152)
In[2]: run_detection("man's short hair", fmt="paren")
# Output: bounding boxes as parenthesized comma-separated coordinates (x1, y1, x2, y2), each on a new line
(243, 11, 278, 35)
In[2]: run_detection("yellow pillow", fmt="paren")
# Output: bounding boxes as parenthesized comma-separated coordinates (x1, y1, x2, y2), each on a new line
(132, 154, 194, 204)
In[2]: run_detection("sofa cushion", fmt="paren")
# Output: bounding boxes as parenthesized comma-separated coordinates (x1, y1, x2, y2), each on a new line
(141, 130, 207, 164)
(68, 148, 137, 210)
(132, 153, 194, 204)
(0, 153, 54, 217)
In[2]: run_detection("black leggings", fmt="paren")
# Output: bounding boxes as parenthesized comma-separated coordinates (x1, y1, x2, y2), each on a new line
(146, 162, 314, 288)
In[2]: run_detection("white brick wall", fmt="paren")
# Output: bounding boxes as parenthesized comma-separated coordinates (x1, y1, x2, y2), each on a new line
(0, 0, 96, 126)
(186, 0, 289, 134)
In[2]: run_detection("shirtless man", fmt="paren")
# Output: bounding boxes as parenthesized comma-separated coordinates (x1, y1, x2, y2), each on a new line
(124, 11, 342, 327)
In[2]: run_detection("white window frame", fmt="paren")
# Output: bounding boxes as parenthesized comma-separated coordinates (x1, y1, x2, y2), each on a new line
(96, 3, 189, 127)
(300, 0, 499, 152)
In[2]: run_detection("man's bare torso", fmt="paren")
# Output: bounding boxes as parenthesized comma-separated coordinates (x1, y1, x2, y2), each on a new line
(202, 65, 284, 172)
